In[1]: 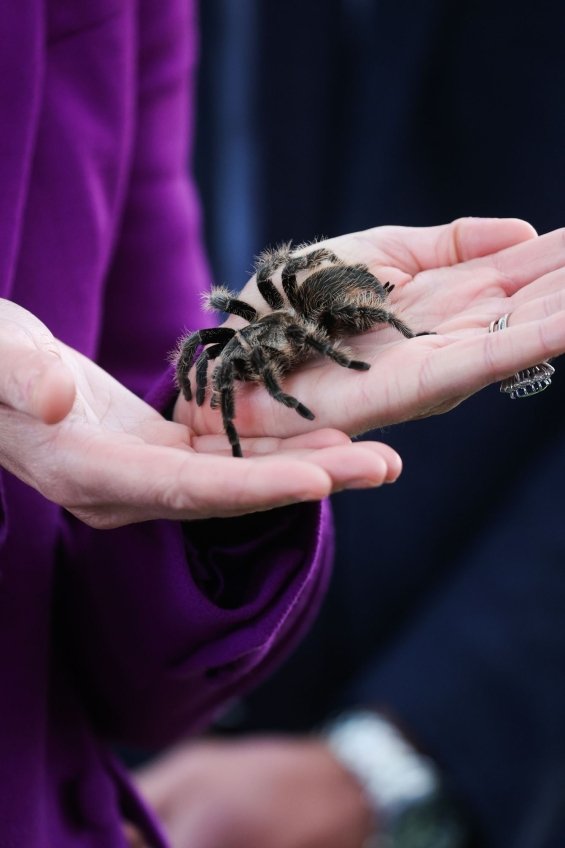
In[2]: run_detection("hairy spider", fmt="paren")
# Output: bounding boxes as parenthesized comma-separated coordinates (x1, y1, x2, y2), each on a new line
(175, 243, 420, 457)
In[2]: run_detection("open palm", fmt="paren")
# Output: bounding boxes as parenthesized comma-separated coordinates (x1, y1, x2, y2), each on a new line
(177, 218, 565, 440)
(4, 219, 564, 528)
(0, 302, 401, 528)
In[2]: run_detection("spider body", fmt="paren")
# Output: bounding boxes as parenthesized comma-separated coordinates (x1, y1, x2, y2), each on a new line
(175, 245, 419, 457)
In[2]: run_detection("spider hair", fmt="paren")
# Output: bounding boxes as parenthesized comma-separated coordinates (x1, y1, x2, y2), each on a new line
(175, 242, 422, 457)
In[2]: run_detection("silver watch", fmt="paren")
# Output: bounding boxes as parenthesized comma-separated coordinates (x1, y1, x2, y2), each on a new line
(323, 711, 468, 848)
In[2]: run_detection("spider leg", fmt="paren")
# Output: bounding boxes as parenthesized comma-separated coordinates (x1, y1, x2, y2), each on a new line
(213, 359, 243, 457)
(250, 348, 315, 420)
(254, 243, 294, 277)
(281, 248, 340, 308)
(385, 313, 416, 338)
(318, 304, 363, 334)
(280, 268, 299, 308)
(287, 324, 370, 371)
(194, 342, 225, 406)
(254, 246, 289, 310)
(320, 304, 415, 339)
(176, 327, 235, 400)
(299, 247, 340, 268)
(257, 277, 284, 310)
(207, 288, 258, 322)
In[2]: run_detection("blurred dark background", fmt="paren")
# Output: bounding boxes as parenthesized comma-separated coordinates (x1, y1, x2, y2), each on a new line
(190, 3, 565, 846)
(195, 1, 565, 282)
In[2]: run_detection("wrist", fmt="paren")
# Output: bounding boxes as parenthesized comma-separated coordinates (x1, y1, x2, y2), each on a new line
(322, 711, 469, 848)
(309, 738, 377, 847)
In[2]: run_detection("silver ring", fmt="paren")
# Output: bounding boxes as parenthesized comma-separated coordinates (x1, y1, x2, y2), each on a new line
(489, 313, 510, 333)
(489, 313, 554, 398)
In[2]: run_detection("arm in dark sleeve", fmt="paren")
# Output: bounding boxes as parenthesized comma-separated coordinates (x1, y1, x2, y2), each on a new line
(345, 451, 565, 847)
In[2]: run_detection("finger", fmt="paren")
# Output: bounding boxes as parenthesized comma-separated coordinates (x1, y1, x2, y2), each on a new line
(509, 281, 565, 326)
(471, 227, 565, 294)
(0, 345, 75, 423)
(295, 442, 403, 487)
(439, 217, 538, 263)
(69, 439, 403, 527)
(509, 266, 565, 311)
(191, 431, 402, 482)
(191, 428, 353, 456)
(366, 217, 538, 273)
(423, 310, 565, 403)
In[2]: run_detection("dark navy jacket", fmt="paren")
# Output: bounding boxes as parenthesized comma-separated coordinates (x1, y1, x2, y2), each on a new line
(195, 3, 565, 846)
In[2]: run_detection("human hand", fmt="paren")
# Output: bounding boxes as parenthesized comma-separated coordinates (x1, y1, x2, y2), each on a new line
(175, 218, 565, 439)
(132, 737, 374, 848)
(0, 300, 401, 528)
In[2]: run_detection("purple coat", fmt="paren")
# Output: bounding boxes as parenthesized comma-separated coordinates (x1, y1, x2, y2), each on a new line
(0, 2, 332, 846)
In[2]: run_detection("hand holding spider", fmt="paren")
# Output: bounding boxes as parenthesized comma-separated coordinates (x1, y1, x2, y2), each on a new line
(0, 300, 401, 527)
(4, 218, 565, 527)
(174, 217, 565, 447)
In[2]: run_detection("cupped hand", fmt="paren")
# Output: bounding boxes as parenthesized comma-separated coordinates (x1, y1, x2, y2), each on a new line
(175, 218, 565, 439)
(0, 300, 401, 528)
(131, 737, 374, 848)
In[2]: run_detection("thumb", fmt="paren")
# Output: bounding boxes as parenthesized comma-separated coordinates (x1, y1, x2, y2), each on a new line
(390, 216, 538, 270)
(0, 345, 76, 424)
(448, 216, 538, 261)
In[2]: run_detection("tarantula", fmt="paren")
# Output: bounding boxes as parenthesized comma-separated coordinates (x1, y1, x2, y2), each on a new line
(175, 243, 420, 457)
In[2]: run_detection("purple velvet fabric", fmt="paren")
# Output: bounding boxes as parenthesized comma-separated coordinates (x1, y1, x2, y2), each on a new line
(0, 2, 332, 845)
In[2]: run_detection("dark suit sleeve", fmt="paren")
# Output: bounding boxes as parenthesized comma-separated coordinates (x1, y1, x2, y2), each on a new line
(345, 449, 565, 847)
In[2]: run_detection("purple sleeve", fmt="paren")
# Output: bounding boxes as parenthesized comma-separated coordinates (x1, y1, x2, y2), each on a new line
(56, 371, 334, 749)
(58, 500, 333, 749)
(53, 0, 334, 749)
(96, 0, 210, 394)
